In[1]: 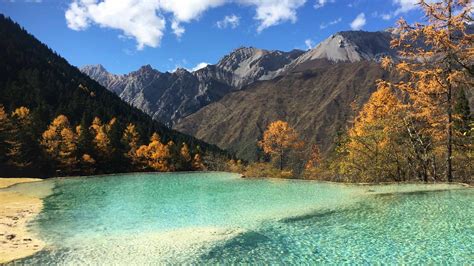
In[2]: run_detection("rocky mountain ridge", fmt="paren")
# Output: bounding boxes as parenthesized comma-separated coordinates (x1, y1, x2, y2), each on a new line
(82, 47, 304, 126)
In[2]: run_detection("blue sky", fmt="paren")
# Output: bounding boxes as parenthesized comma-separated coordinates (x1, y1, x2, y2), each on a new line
(0, 0, 427, 74)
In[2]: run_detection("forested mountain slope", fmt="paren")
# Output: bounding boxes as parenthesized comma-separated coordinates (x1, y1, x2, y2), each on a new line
(0, 14, 227, 176)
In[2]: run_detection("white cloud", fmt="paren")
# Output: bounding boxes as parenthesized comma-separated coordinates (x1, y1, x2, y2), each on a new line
(314, 0, 334, 9)
(392, 0, 438, 16)
(171, 20, 185, 38)
(240, 0, 307, 32)
(65, 0, 308, 49)
(381, 13, 392, 20)
(217, 14, 240, 29)
(304, 39, 314, 50)
(393, 0, 418, 15)
(65, 0, 166, 50)
(192, 62, 210, 71)
(350, 13, 366, 30)
(319, 17, 341, 29)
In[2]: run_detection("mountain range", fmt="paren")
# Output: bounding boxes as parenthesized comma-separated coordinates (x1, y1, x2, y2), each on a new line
(82, 47, 304, 126)
(82, 30, 405, 160)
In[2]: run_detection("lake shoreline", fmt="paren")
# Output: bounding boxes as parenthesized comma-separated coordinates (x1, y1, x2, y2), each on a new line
(0, 178, 45, 264)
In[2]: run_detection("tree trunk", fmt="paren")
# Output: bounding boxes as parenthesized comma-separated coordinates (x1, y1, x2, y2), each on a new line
(279, 149, 283, 171)
(447, 83, 453, 182)
(446, 0, 453, 182)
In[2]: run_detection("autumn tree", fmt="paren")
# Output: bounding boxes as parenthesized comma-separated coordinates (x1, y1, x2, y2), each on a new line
(192, 153, 206, 171)
(340, 83, 409, 182)
(178, 143, 192, 170)
(136, 133, 171, 171)
(7, 107, 38, 168)
(383, 0, 473, 181)
(301, 144, 324, 179)
(122, 123, 140, 166)
(90, 117, 112, 158)
(41, 115, 78, 174)
(165, 141, 177, 171)
(0, 106, 11, 167)
(76, 120, 96, 175)
(258, 120, 304, 170)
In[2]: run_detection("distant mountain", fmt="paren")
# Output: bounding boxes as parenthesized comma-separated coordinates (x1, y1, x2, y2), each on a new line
(174, 60, 395, 160)
(82, 47, 303, 126)
(0, 14, 226, 165)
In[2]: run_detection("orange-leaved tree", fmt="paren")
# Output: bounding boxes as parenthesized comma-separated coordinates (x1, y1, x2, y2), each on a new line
(41, 115, 78, 174)
(258, 120, 304, 170)
(136, 133, 171, 171)
(121, 123, 140, 165)
(340, 82, 408, 182)
(382, 0, 473, 181)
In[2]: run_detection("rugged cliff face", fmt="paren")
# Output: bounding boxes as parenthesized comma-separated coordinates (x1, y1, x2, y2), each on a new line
(82, 47, 303, 126)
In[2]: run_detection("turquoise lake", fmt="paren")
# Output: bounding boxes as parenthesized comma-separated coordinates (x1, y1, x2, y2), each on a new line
(8, 172, 474, 264)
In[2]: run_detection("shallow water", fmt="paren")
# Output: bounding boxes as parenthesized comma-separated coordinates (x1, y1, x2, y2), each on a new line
(10, 172, 473, 264)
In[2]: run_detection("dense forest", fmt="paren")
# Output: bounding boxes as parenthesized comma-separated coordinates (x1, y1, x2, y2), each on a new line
(0, 15, 228, 177)
(237, 1, 473, 183)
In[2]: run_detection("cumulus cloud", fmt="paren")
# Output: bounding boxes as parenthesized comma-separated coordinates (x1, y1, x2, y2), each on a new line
(237, 0, 307, 32)
(192, 62, 210, 71)
(65, 0, 166, 50)
(217, 14, 240, 29)
(350, 13, 366, 30)
(314, 0, 334, 9)
(319, 17, 341, 29)
(65, 0, 308, 49)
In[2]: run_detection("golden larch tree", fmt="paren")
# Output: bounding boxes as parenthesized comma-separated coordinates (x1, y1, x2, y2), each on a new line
(90, 117, 114, 158)
(136, 133, 171, 171)
(7, 107, 35, 168)
(305, 144, 322, 170)
(41, 115, 78, 173)
(192, 153, 205, 171)
(122, 123, 140, 164)
(341, 83, 408, 182)
(258, 120, 303, 170)
(180, 143, 192, 163)
(0, 105, 11, 165)
(383, 0, 473, 181)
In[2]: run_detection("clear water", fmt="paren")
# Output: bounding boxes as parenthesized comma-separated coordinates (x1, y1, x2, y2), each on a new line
(9, 172, 474, 264)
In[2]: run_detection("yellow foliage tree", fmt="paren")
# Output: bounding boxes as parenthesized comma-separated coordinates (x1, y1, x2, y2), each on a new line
(90, 117, 114, 158)
(305, 144, 322, 170)
(122, 123, 140, 164)
(180, 143, 192, 163)
(7, 107, 35, 168)
(192, 153, 205, 171)
(383, 0, 473, 181)
(341, 83, 408, 182)
(258, 120, 304, 170)
(0, 106, 11, 164)
(41, 115, 78, 173)
(136, 133, 171, 171)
